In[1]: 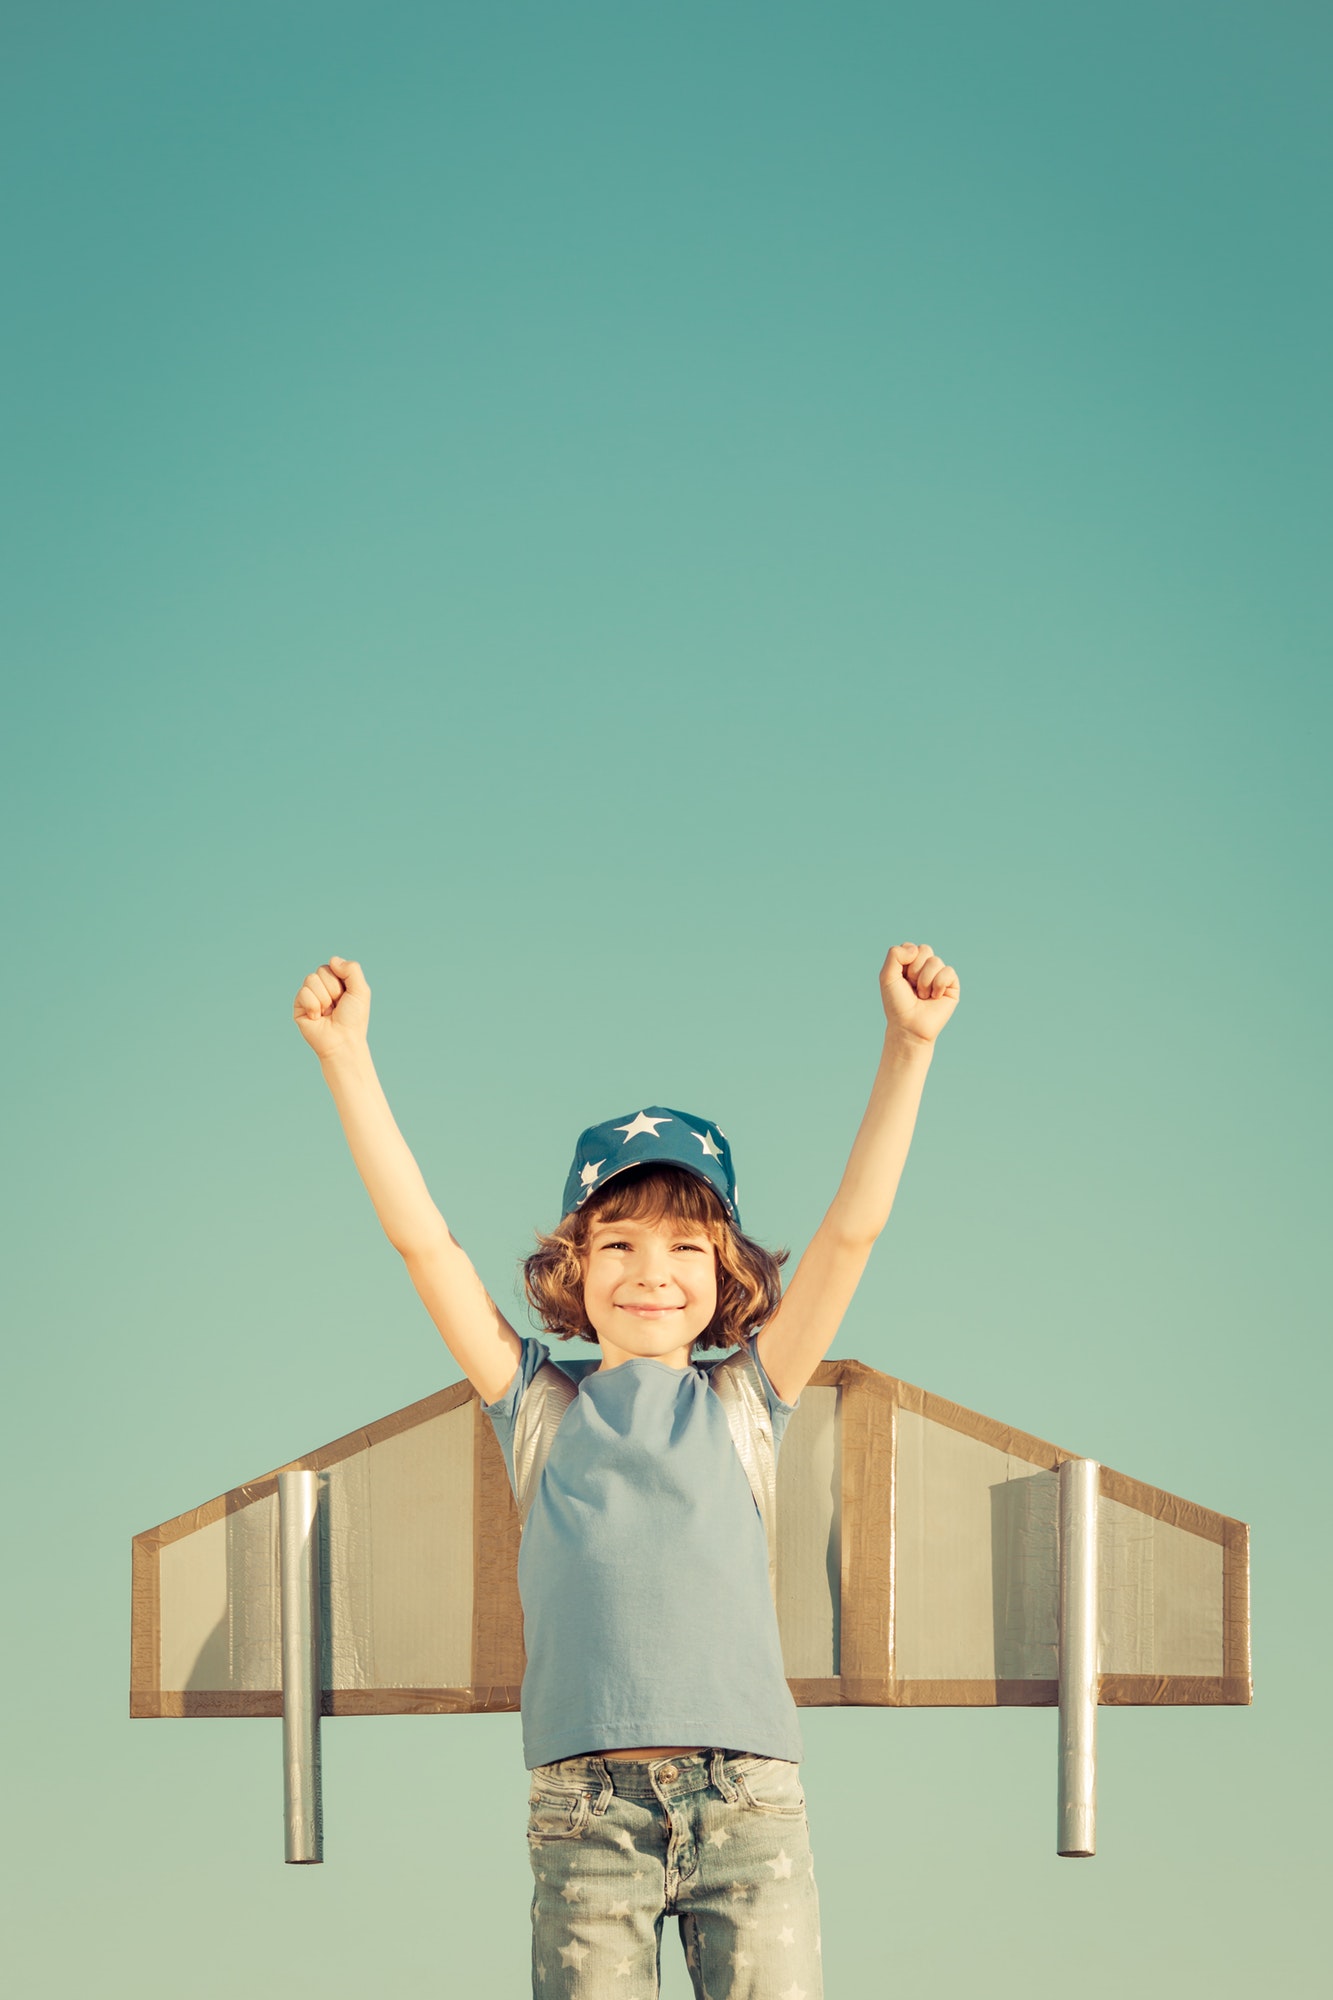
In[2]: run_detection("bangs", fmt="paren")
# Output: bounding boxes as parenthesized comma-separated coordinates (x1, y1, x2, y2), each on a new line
(584, 1164, 725, 1235)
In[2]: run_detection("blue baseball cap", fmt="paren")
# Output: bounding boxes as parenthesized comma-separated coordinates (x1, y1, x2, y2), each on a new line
(561, 1106, 740, 1229)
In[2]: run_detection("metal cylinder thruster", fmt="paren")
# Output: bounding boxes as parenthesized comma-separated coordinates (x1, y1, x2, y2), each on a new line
(278, 1468, 323, 1863)
(1057, 1457, 1100, 1858)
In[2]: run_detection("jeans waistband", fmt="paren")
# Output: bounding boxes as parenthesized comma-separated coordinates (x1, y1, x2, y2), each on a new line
(532, 1748, 770, 1802)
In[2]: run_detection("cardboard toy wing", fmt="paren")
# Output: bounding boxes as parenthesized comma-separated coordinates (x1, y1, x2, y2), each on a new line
(132, 1357, 1251, 1718)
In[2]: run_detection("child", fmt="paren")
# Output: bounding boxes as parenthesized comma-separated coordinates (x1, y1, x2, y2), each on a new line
(293, 940, 959, 1998)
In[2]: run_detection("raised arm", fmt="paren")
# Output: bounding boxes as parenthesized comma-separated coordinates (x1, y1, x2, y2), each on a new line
(293, 956, 523, 1404)
(754, 941, 960, 1406)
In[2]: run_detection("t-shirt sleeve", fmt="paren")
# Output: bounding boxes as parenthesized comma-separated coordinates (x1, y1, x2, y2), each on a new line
(479, 1334, 551, 1493)
(746, 1334, 800, 1453)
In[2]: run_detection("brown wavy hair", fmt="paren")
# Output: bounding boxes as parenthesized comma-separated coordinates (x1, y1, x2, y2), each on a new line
(523, 1162, 788, 1353)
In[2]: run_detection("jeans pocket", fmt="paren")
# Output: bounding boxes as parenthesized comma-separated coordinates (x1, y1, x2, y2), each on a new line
(526, 1783, 591, 1842)
(733, 1756, 807, 1817)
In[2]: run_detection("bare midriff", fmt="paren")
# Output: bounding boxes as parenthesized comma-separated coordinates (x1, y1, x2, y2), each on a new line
(600, 1746, 706, 1760)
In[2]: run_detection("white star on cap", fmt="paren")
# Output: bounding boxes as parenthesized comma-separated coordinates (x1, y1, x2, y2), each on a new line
(615, 1111, 672, 1143)
(690, 1128, 723, 1160)
(579, 1159, 606, 1189)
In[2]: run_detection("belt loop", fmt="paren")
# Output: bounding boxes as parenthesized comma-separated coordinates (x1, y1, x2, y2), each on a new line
(709, 1749, 739, 1802)
(589, 1756, 613, 1815)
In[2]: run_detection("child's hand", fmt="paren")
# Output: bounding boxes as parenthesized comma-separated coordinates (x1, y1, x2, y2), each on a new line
(879, 941, 960, 1045)
(292, 955, 371, 1060)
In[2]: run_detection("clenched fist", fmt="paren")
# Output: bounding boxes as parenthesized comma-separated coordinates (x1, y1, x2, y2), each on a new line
(293, 956, 371, 1060)
(880, 941, 960, 1045)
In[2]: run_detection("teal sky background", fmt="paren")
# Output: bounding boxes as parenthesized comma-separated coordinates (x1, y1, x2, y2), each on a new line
(3, 3, 1329, 1995)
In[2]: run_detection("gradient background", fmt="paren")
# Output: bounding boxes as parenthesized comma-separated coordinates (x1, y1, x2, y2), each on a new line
(3, 4, 1328, 1995)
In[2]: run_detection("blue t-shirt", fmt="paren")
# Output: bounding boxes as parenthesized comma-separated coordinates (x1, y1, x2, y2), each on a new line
(482, 1335, 805, 1769)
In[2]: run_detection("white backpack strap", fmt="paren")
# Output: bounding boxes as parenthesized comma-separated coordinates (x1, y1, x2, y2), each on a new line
(510, 1360, 578, 1526)
(707, 1339, 779, 1607)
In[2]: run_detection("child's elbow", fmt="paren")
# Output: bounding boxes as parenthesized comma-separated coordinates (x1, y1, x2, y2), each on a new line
(828, 1217, 883, 1256)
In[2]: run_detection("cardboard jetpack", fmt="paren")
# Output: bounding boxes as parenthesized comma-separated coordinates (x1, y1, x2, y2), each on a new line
(131, 1358, 1251, 1861)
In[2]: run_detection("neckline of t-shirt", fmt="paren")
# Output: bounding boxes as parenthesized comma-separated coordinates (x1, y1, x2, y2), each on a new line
(585, 1355, 701, 1382)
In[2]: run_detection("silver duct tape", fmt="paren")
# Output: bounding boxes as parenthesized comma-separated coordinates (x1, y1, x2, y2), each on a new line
(709, 1344, 779, 1607)
(513, 1363, 578, 1523)
(323, 1451, 373, 1691)
(773, 1382, 840, 1677)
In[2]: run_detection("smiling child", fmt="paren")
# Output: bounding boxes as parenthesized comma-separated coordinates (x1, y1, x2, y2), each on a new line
(293, 940, 959, 1998)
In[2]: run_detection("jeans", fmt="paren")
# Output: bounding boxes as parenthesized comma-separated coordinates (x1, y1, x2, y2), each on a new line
(526, 1749, 823, 1999)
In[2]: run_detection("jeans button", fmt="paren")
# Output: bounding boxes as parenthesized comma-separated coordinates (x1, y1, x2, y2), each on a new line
(659, 1762, 679, 1781)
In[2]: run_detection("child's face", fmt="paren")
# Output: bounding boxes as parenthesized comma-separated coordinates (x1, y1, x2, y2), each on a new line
(581, 1211, 719, 1362)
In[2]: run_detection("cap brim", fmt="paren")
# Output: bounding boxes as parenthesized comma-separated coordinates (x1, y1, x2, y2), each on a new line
(564, 1157, 736, 1226)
